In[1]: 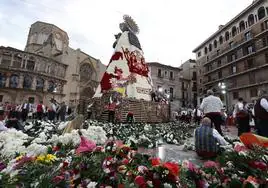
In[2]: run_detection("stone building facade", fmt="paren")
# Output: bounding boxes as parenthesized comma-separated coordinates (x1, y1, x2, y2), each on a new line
(180, 59, 198, 108)
(0, 46, 67, 105)
(0, 21, 106, 107)
(148, 62, 182, 110)
(193, 0, 268, 108)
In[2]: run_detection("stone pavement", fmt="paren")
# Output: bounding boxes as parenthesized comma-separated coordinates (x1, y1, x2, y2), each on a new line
(163, 126, 238, 165)
(140, 125, 238, 165)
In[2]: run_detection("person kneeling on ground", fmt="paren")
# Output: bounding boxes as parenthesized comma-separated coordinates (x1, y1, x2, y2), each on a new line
(195, 117, 228, 159)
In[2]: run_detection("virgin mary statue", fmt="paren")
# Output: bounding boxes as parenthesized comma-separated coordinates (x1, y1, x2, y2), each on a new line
(93, 15, 153, 101)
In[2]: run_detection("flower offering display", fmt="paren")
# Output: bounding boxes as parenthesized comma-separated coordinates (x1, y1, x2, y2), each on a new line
(85, 120, 194, 148)
(0, 120, 267, 187)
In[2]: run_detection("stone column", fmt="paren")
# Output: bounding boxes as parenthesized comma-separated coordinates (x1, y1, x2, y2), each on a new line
(0, 55, 2, 65)
(5, 75, 10, 87)
(10, 54, 14, 67)
(34, 61, 38, 71)
(32, 76, 37, 90)
(18, 74, 24, 88)
(24, 58, 28, 69)
(44, 80, 49, 91)
(21, 58, 24, 68)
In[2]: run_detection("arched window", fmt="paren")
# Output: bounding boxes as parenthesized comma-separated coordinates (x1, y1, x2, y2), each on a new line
(209, 44, 212, 52)
(214, 40, 217, 48)
(23, 75, 32, 89)
(0, 73, 6, 88)
(248, 14, 255, 26)
(225, 31, 230, 41)
(219, 36, 223, 44)
(10, 74, 19, 88)
(204, 47, 208, 54)
(36, 77, 44, 91)
(232, 26, 237, 37)
(239, 21, 245, 32)
(80, 63, 92, 82)
(258, 7, 266, 20)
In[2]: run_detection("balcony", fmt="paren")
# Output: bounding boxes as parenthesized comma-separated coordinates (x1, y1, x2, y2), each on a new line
(203, 60, 268, 87)
(203, 45, 268, 78)
(203, 32, 254, 66)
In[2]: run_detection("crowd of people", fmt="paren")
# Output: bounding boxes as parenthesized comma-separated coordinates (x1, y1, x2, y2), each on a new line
(194, 88, 268, 159)
(1, 87, 268, 160)
(0, 99, 73, 131)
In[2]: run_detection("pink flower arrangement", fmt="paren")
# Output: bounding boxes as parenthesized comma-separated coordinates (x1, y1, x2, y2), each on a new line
(182, 160, 198, 172)
(76, 136, 96, 155)
(138, 166, 148, 174)
(234, 143, 247, 153)
(203, 161, 219, 168)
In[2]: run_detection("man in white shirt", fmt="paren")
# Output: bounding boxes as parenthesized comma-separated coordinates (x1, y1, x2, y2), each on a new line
(195, 117, 228, 158)
(254, 89, 268, 137)
(200, 90, 224, 136)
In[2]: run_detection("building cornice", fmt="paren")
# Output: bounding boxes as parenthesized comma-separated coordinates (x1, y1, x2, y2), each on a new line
(0, 46, 68, 67)
(147, 62, 182, 71)
(193, 0, 264, 52)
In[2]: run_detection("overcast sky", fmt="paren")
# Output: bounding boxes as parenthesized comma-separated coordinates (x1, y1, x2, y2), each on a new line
(0, 0, 253, 66)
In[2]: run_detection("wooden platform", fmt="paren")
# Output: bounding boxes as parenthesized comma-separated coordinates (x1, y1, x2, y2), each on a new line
(78, 93, 170, 123)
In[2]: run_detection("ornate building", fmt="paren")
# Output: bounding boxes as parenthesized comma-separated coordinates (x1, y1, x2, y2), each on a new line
(0, 46, 67, 104)
(0, 21, 106, 106)
(148, 62, 182, 110)
(193, 0, 268, 108)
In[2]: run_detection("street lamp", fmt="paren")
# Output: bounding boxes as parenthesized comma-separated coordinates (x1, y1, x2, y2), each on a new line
(52, 86, 57, 101)
(218, 82, 228, 110)
(166, 94, 170, 99)
(218, 82, 226, 90)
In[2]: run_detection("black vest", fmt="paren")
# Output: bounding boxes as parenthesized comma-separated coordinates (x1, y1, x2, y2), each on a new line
(254, 96, 268, 119)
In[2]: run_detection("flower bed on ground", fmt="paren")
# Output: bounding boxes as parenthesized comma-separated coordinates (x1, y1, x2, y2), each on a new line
(0, 120, 267, 187)
(0, 136, 267, 187)
(85, 120, 194, 148)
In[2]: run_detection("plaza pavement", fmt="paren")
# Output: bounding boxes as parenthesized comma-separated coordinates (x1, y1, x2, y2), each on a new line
(139, 125, 238, 165)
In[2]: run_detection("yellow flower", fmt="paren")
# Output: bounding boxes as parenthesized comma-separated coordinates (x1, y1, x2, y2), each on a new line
(46, 154, 57, 162)
(36, 155, 45, 162)
(15, 155, 24, 161)
(36, 154, 57, 164)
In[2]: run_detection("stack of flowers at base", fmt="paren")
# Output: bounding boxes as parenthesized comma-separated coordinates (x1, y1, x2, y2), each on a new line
(0, 137, 267, 187)
(85, 120, 194, 148)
